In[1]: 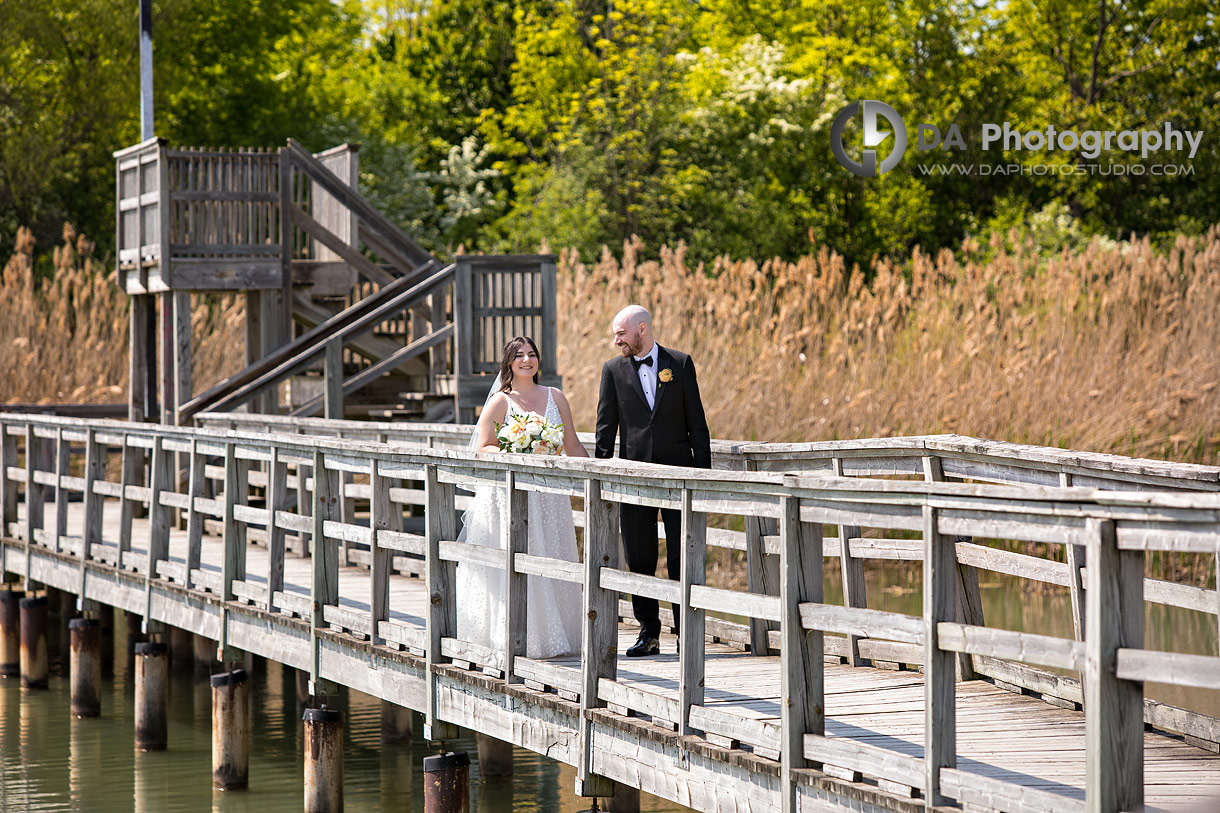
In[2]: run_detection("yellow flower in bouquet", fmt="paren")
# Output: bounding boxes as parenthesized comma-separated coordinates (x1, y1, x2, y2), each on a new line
(496, 413, 565, 455)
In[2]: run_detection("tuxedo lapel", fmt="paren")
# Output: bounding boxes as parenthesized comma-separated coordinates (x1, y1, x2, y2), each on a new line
(650, 346, 673, 420)
(620, 355, 650, 413)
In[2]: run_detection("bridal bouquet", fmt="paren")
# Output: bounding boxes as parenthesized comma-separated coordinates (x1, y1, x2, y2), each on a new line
(496, 413, 565, 455)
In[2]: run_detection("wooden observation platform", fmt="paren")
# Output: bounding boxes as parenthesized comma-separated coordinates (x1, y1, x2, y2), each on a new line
(3, 412, 1220, 812)
(113, 136, 558, 428)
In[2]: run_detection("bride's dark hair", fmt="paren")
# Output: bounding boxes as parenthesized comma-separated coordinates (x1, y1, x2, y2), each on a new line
(499, 336, 541, 392)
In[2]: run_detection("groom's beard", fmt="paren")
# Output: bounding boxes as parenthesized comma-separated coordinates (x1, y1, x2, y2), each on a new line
(618, 338, 644, 357)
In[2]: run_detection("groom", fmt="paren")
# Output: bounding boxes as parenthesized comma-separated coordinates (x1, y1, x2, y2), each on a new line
(595, 305, 711, 657)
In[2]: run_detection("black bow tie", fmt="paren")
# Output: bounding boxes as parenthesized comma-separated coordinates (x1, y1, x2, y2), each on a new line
(631, 355, 653, 369)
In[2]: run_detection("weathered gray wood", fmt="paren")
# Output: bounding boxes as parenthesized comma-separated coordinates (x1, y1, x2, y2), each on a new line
(937, 622, 1086, 672)
(1085, 517, 1143, 813)
(1115, 649, 1220, 690)
(780, 495, 822, 813)
(803, 734, 925, 791)
(924, 504, 955, 806)
(424, 464, 459, 740)
(799, 603, 925, 644)
(221, 444, 249, 602)
(82, 430, 104, 561)
(323, 338, 343, 420)
(599, 568, 682, 604)
(830, 457, 869, 667)
(129, 294, 149, 421)
(503, 471, 528, 685)
(679, 489, 706, 737)
(0, 424, 17, 538)
(1059, 472, 1088, 649)
(745, 483, 780, 654)
(266, 448, 288, 613)
(310, 451, 340, 686)
(689, 584, 780, 622)
(369, 463, 393, 644)
(50, 428, 69, 551)
(146, 436, 173, 574)
(23, 427, 46, 560)
(577, 479, 618, 798)
(289, 204, 394, 286)
(939, 768, 1085, 813)
(185, 439, 207, 583)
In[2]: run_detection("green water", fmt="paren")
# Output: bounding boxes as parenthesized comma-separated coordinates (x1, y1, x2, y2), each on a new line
(0, 622, 683, 812)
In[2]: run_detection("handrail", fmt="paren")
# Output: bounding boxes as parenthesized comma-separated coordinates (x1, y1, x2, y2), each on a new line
(286, 139, 433, 270)
(178, 261, 447, 421)
(189, 263, 455, 418)
(2, 413, 1219, 812)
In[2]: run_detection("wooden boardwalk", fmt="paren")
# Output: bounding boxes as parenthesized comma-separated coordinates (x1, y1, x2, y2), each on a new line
(4, 413, 1220, 812)
(8, 498, 1220, 811)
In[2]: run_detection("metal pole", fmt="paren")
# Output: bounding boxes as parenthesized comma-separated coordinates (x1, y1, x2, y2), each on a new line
(304, 706, 343, 812)
(423, 751, 470, 813)
(139, 0, 154, 141)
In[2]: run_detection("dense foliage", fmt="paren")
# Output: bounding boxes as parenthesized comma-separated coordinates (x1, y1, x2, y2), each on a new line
(2, 0, 1216, 268)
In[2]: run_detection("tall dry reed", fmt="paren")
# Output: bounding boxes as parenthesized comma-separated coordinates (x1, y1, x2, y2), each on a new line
(557, 227, 1220, 465)
(0, 225, 247, 405)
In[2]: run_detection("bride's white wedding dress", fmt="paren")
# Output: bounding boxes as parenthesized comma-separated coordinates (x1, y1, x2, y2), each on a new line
(456, 388, 583, 659)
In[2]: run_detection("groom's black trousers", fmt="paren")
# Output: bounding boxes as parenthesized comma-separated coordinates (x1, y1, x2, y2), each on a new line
(620, 503, 682, 640)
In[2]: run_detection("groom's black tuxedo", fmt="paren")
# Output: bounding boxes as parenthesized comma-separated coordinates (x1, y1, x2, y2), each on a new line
(595, 345, 711, 640)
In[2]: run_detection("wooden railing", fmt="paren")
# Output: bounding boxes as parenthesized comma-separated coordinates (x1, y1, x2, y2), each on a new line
(3, 413, 1219, 813)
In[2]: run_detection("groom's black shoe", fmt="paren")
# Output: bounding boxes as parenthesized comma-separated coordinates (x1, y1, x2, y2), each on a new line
(625, 634, 660, 657)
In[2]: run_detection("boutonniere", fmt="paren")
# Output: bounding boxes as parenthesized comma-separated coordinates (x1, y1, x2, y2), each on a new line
(658, 368, 674, 383)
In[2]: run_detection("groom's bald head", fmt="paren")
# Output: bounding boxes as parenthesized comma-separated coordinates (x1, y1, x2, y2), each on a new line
(612, 304, 654, 357)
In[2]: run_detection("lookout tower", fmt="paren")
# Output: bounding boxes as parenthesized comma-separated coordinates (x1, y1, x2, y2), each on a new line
(114, 137, 559, 426)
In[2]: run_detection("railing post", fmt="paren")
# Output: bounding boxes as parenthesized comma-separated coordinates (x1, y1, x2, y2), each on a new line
(82, 431, 104, 563)
(503, 470, 528, 684)
(576, 478, 618, 798)
(324, 338, 343, 420)
(369, 460, 392, 644)
(1061, 473, 1087, 645)
(0, 423, 17, 538)
(310, 450, 340, 693)
(424, 463, 459, 741)
(24, 426, 45, 551)
(185, 439, 206, 587)
(924, 455, 982, 680)
(745, 461, 779, 656)
(118, 434, 141, 565)
(780, 495, 823, 813)
(147, 436, 173, 577)
(267, 447, 288, 615)
(831, 457, 867, 666)
(52, 427, 69, 552)
(1085, 517, 1143, 813)
(678, 488, 706, 737)
(219, 443, 250, 663)
(923, 504, 955, 806)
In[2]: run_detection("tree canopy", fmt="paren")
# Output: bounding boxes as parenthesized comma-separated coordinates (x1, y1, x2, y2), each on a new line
(2, 0, 1216, 269)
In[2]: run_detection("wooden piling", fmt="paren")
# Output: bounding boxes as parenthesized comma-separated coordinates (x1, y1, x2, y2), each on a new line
(169, 625, 193, 670)
(192, 633, 217, 675)
(380, 699, 413, 743)
(19, 594, 49, 690)
(422, 751, 469, 813)
(134, 641, 168, 750)
(69, 618, 101, 717)
(601, 782, 641, 813)
(0, 587, 22, 677)
(304, 706, 343, 812)
(475, 734, 512, 777)
(211, 668, 250, 790)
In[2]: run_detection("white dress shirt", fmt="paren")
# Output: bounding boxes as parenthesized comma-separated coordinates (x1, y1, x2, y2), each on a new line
(634, 343, 660, 410)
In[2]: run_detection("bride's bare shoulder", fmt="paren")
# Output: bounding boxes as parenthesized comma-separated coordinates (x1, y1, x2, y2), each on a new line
(482, 391, 509, 419)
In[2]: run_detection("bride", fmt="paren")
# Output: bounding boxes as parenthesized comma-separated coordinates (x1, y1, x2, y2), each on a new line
(456, 335, 588, 659)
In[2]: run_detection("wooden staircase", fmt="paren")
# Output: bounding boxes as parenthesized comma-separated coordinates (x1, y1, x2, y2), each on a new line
(116, 135, 559, 424)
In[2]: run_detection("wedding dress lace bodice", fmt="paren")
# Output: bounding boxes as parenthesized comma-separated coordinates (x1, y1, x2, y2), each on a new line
(455, 388, 582, 660)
